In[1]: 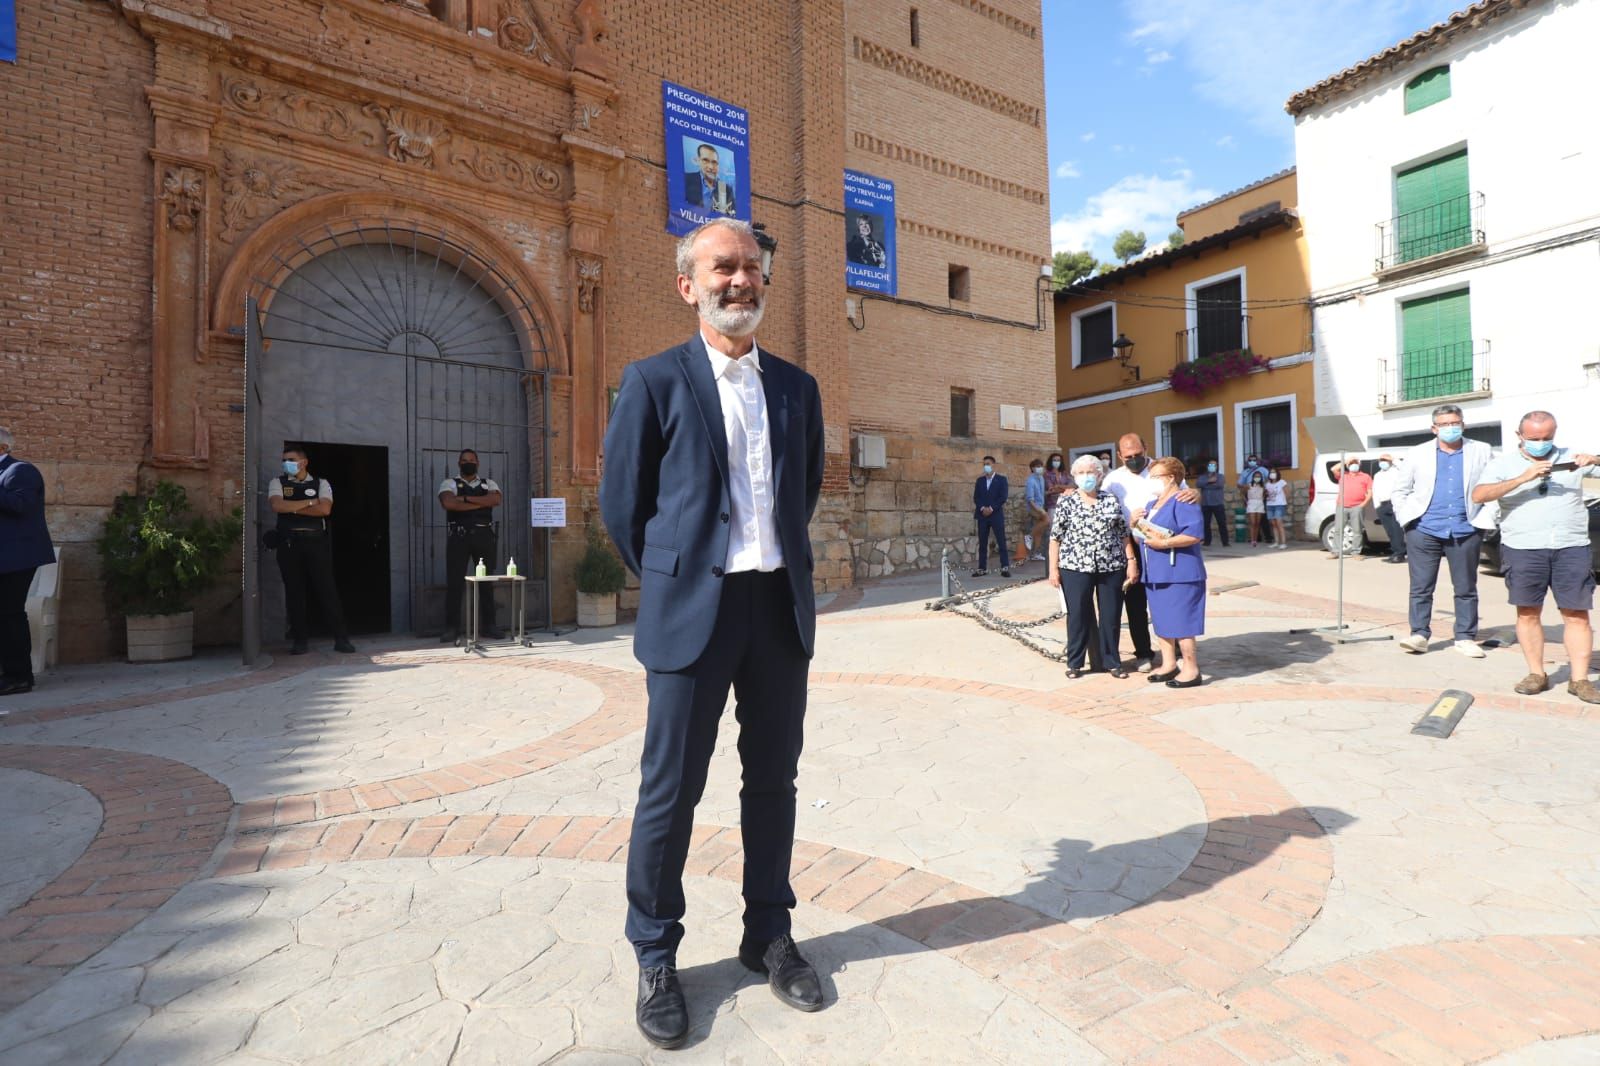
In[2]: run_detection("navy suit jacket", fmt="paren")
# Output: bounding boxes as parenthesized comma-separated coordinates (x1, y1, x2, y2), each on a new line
(600, 337, 825, 673)
(973, 474, 1008, 520)
(0, 454, 55, 575)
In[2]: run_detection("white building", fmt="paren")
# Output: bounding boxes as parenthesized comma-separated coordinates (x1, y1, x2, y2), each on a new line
(1290, 0, 1600, 450)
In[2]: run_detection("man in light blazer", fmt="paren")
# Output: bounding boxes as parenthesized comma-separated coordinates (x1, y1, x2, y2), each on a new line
(1388, 403, 1496, 657)
(601, 218, 826, 1049)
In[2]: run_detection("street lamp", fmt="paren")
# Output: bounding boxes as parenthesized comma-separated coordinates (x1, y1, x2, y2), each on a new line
(752, 222, 777, 284)
(1112, 332, 1140, 381)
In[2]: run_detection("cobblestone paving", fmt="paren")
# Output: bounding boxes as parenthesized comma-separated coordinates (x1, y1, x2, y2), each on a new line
(3, 548, 1600, 1063)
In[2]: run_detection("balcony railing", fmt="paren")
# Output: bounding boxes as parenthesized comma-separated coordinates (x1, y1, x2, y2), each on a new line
(1375, 192, 1486, 272)
(1377, 340, 1491, 408)
(1174, 315, 1251, 367)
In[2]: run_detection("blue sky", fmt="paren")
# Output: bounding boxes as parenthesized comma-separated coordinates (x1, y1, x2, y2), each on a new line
(1042, 0, 1470, 262)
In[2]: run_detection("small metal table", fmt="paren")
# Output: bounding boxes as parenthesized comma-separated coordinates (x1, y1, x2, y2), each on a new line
(463, 574, 530, 653)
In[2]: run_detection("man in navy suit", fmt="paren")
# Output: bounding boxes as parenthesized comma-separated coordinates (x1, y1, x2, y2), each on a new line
(601, 218, 826, 1049)
(0, 427, 55, 695)
(972, 454, 1011, 578)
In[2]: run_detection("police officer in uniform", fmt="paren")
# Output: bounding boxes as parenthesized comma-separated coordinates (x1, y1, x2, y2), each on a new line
(268, 445, 356, 655)
(439, 448, 503, 641)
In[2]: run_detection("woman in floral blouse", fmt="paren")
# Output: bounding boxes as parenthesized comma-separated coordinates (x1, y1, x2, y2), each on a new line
(1048, 454, 1139, 679)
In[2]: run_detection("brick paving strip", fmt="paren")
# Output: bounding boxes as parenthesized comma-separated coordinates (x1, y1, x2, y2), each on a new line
(0, 746, 232, 1012)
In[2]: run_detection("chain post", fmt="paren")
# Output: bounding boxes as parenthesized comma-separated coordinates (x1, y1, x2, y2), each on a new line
(940, 546, 950, 600)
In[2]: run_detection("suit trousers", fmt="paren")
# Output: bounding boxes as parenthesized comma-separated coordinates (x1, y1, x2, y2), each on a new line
(1063, 568, 1124, 671)
(1200, 504, 1230, 546)
(1377, 502, 1406, 559)
(976, 514, 1009, 571)
(0, 567, 36, 684)
(1122, 578, 1154, 659)
(626, 570, 809, 967)
(444, 525, 498, 633)
(1404, 527, 1480, 641)
(275, 532, 349, 642)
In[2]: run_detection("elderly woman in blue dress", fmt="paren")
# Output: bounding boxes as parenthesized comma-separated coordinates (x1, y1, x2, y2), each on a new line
(1047, 454, 1140, 679)
(1130, 456, 1207, 688)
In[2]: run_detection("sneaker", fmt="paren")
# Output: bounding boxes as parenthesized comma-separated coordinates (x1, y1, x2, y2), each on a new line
(1454, 640, 1486, 659)
(1000, 568, 1011, 578)
(1398, 633, 1429, 654)
(1570, 679, 1600, 705)
(1023, 534, 1034, 551)
(1134, 655, 1155, 674)
(1514, 672, 1548, 695)
(1031, 553, 1046, 562)
(1276, 543, 1288, 551)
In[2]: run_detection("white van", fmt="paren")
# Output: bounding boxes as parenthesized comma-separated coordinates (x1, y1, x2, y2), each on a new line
(1301, 452, 1392, 554)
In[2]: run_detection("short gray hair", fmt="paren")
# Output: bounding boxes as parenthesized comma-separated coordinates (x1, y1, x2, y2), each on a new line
(675, 218, 758, 277)
(1430, 404, 1464, 423)
(0, 426, 12, 451)
(1071, 454, 1104, 477)
(1517, 409, 1557, 434)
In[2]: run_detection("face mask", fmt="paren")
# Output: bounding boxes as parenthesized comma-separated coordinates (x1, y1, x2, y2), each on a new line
(1078, 474, 1099, 493)
(1522, 439, 1555, 458)
(1347, 464, 1360, 472)
(1031, 467, 1042, 476)
(1269, 473, 1279, 481)
(1437, 426, 1464, 444)
(1379, 460, 1391, 471)
(1206, 463, 1217, 473)
(1253, 478, 1263, 485)
(282, 460, 300, 476)
(1051, 459, 1062, 469)
(460, 462, 479, 477)
(1247, 458, 1258, 467)
(982, 464, 993, 475)
(1124, 455, 1147, 473)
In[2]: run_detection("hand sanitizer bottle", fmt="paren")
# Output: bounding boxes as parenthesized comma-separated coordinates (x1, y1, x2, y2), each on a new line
(475, 558, 487, 578)
(506, 557, 518, 576)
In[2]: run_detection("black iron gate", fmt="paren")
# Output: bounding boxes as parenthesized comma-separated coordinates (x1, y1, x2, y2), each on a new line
(242, 223, 554, 657)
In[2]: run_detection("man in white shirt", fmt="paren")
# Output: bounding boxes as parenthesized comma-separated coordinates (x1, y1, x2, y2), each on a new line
(600, 219, 827, 1047)
(1102, 432, 1199, 671)
(438, 448, 503, 641)
(1371, 453, 1406, 564)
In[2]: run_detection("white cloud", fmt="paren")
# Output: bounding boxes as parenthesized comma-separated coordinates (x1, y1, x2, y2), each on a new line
(1055, 161, 1082, 179)
(1080, 131, 1097, 142)
(1215, 134, 1236, 148)
(1051, 170, 1218, 259)
(1144, 49, 1174, 64)
(1122, 0, 1456, 136)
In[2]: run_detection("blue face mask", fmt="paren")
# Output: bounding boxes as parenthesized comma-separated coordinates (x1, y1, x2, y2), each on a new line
(982, 464, 993, 475)
(1522, 438, 1555, 458)
(1078, 474, 1099, 493)
(282, 460, 300, 476)
(1437, 426, 1464, 445)
(1206, 463, 1217, 473)
(1379, 460, 1391, 470)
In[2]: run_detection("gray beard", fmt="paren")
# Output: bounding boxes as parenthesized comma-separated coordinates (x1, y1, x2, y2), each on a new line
(696, 284, 764, 338)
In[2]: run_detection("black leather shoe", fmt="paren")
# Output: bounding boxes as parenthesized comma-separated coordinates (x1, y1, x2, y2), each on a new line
(740, 933, 823, 1012)
(1167, 675, 1204, 688)
(438, 629, 458, 643)
(0, 679, 34, 696)
(636, 965, 688, 1049)
(290, 640, 309, 655)
(1000, 568, 1011, 578)
(333, 640, 357, 654)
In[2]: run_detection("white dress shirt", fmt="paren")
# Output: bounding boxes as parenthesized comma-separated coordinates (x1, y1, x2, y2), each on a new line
(704, 333, 784, 573)
(1102, 464, 1160, 521)
(1371, 466, 1398, 505)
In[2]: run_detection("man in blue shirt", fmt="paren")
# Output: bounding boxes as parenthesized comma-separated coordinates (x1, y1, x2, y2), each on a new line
(1238, 453, 1272, 543)
(1024, 459, 1047, 563)
(1196, 460, 1229, 546)
(1471, 411, 1600, 703)
(1389, 404, 1495, 658)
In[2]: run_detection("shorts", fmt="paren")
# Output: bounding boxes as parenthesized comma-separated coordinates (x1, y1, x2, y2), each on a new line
(1266, 504, 1287, 520)
(1245, 502, 1265, 514)
(1502, 544, 1596, 611)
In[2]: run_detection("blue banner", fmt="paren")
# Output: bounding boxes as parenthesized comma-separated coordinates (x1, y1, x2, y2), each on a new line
(844, 169, 896, 295)
(1, 0, 17, 63)
(662, 81, 749, 237)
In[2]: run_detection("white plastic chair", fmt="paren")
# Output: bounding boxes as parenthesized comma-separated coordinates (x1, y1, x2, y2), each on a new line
(26, 550, 61, 676)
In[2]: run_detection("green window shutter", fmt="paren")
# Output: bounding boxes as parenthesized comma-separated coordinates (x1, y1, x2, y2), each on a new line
(1400, 289, 1472, 400)
(1395, 150, 1470, 262)
(1404, 66, 1451, 113)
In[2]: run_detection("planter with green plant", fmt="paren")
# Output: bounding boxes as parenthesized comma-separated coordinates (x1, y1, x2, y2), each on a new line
(98, 480, 242, 661)
(574, 523, 627, 627)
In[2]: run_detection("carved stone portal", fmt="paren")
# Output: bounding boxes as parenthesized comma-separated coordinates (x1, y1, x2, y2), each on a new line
(362, 104, 449, 167)
(575, 256, 602, 313)
(220, 151, 313, 238)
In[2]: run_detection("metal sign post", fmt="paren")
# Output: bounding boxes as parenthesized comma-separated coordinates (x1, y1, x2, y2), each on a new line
(1291, 415, 1394, 644)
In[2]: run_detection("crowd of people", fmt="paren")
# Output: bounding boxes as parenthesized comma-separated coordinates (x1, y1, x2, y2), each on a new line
(970, 403, 1599, 704)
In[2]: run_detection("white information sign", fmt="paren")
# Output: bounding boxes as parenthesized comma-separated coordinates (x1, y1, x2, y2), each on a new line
(529, 498, 567, 528)
(1027, 408, 1055, 434)
(999, 403, 1026, 431)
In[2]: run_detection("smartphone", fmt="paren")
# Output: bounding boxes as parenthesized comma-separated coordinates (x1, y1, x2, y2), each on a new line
(1548, 461, 1579, 472)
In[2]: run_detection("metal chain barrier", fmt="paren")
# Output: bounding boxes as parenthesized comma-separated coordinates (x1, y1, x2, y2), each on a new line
(930, 563, 1069, 662)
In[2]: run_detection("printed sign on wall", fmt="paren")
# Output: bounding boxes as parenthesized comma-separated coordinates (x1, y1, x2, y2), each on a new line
(662, 81, 750, 236)
(844, 169, 896, 295)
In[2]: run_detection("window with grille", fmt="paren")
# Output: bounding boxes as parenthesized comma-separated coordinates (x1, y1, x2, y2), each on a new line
(1395, 149, 1471, 263)
(1399, 288, 1473, 401)
(950, 388, 973, 438)
(1194, 275, 1244, 359)
(1243, 402, 1293, 468)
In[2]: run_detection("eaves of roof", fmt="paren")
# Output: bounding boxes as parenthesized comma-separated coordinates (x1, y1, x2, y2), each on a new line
(1054, 209, 1297, 300)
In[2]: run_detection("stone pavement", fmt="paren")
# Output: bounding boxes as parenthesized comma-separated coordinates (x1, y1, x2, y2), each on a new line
(2, 543, 1599, 1064)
